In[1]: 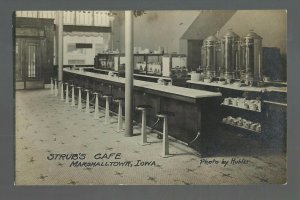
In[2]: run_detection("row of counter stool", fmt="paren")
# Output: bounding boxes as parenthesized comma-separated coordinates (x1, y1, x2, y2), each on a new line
(50, 78, 173, 157)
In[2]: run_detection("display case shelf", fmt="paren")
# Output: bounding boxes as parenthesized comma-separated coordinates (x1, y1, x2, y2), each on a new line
(220, 103, 261, 113)
(222, 122, 261, 134)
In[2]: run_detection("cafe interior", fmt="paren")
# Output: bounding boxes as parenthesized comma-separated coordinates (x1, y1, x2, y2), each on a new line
(15, 10, 287, 185)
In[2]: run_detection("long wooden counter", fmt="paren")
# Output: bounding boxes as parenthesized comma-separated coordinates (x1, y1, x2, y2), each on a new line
(187, 80, 287, 93)
(63, 68, 222, 146)
(65, 68, 221, 103)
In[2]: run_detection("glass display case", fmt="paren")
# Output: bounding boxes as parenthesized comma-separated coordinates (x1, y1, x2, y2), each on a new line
(94, 53, 126, 73)
(133, 54, 163, 76)
(162, 54, 188, 78)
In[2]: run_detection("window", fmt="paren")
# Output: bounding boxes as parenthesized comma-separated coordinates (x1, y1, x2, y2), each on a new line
(28, 45, 36, 78)
(67, 43, 86, 55)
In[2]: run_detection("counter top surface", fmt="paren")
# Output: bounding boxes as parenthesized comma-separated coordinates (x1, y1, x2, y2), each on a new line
(187, 80, 287, 93)
(64, 68, 221, 99)
(89, 68, 172, 80)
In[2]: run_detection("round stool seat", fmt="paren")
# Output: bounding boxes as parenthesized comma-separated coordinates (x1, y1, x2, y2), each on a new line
(136, 105, 152, 110)
(113, 97, 125, 102)
(93, 92, 99, 95)
(156, 111, 175, 118)
(84, 89, 90, 92)
(76, 86, 81, 89)
(102, 94, 113, 98)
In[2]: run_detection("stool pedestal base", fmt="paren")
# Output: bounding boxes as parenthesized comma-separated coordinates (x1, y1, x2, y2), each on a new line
(77, 88, 82, 110)
(94, 94, 99, 119)
(71, 86, 75, 106)
(50, 78, 54, 94)
(161, 117, 171, 158)
(54, 80, 58, 97)
(60, 83, 64, 100)
(138, 142, 151, 146)
(65, 84, 69, 103)
(85, 91, 90, 114)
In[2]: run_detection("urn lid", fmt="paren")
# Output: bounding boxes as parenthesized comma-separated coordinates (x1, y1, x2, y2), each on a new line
(244, 30, 262, 39)
(223, 29, 239, 39)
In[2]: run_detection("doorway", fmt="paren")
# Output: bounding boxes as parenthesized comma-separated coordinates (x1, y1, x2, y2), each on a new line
(15, 17, 54, 90)
(187, 39, 203, 71)
(15, 37, 46, 89)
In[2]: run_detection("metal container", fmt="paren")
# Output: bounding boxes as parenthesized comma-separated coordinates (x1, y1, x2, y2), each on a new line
(242, 30, 263, 84)
(203, 35, 219, 78)
(222, 29, 240, 80)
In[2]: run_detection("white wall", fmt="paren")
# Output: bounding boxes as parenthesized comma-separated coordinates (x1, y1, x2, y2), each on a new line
(218, 10, 287, 55)
(113, 11, 200, 53)
(16, 11, 110, 26)
(53, 33, 111, 65)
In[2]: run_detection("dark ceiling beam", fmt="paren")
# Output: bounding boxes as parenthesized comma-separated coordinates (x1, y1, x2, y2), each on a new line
(63, 25, 111, 33)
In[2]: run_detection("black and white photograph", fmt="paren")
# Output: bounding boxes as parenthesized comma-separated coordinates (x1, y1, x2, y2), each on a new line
(14, 10, 287, 185)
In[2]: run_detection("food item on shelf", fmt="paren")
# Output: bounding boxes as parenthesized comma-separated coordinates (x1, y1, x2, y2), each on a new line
(190, 71, 201, 81)
(232, 98, 238, 106)
(223, 97, 234, 105)
(250, 123, 257, 130)
(256, 124, 262, 132)
(204, 78, 212, 83)
(233, 82, 242, 87)
(232, 119, 238, 125)
(218, 80, 226, 85)
(249, 103, 258, 111)
(244, 102, 249, 109)
(238, 99, 245, 108)
(223, 98, 229, 105)
(237, 119, 243, 126)
(223, 116, 261, 133)
(243, 121, 251, 129)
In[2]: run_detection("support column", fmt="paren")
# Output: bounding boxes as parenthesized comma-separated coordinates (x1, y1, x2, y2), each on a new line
(57, 11, 64, 90)
(124, 11, 134, 137)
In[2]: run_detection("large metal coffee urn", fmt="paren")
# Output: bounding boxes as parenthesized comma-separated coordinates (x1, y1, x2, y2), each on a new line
(203, 35, 219, 78)
(243, 30, 263, 85)
(222, 29, 240, 80)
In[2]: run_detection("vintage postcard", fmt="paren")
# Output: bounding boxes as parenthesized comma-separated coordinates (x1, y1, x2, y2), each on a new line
(15, 10, 287, 185)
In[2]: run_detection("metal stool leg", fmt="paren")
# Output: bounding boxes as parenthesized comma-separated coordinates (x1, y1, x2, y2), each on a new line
(54, 80, 58, 97)
(162, 117, 170, 157)
(94, 94, 99, 119)
(117, 101, 123, 132)
(77, 88, 82, 110)
(85, 91, 90, 114)
(104, 97, 110, 124)
(60, 82, 64, 100)
(65, 84, 69, 103)
(136, 105, 152, 145)
(71, 86, 75, 106)
(50, 78, 54, 94)
(140, 110, 150, 145)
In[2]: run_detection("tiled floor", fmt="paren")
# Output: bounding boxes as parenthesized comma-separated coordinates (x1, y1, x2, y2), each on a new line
(15, 89, 286, 185)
